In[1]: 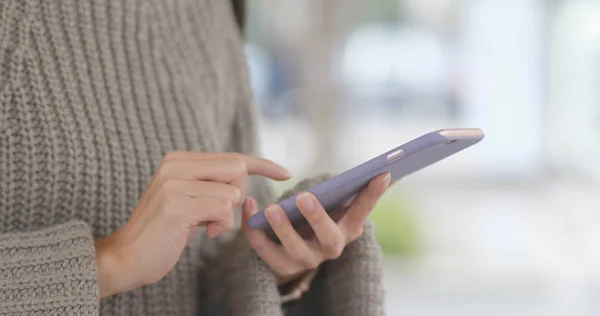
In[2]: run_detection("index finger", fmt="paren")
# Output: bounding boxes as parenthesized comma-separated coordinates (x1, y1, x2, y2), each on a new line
(242, 198, 298, 272)
(207, 155, 290, 201)
(234, 154, 291, 181)
(339, 172, 390, 239)
(163, 152, 291, 181)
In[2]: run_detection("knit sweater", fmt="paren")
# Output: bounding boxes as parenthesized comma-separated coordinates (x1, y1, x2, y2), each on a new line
(0, 1, 385, 315)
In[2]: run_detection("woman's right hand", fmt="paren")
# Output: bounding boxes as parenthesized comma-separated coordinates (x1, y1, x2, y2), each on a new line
(94, 152, 291, 298)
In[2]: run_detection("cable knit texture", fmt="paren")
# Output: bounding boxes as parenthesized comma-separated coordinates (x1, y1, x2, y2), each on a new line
(0, 0, 385, 315)
(199, 176, 386, 316)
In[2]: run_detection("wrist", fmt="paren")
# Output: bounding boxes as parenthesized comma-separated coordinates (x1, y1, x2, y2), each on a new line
(95, 236, 135, 299)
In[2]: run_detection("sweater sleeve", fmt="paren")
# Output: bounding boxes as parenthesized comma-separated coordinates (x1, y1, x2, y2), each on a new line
(270, 176, 387, 316)
(197, 230, 283, 316)
(285, 221, 386, 316)
(207, 18, 386, 313)
(0, 220, 100, 315)
(197, 175, 386, 316)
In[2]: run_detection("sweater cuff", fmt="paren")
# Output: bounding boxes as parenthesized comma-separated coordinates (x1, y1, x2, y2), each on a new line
(0, 220, 99, 314)
(317, 220, 386, 316)
(198, 233, 284, 316)
(283, 220, 386, 316)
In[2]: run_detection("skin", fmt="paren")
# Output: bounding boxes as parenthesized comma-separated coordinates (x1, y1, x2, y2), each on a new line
(95, 152, 291, 298)
(96, 151, 390, 298)
(242, 172, 391, 284)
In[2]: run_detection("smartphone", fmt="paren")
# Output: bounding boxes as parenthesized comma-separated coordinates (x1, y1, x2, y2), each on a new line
(246, 128, 484, 229)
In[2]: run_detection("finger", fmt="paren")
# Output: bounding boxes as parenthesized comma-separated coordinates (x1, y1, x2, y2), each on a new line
(206, 223, 222, 239)
(158, 158, 288, 200)
(339, 175, 396, 209)
(158, 159, 246, 198)
(265, 204, 321, 270)
(177, 196, 235, 237)
(196, 181, 244, 205)
(340, 172, 390, 240)
(242, 199, 296, 271)
(341, 194, 358, 208)
(164, 179, 243, 205)
(161, 152, 291, 181)
(296, 193, 345, 259)
(222, 154, 291, 181)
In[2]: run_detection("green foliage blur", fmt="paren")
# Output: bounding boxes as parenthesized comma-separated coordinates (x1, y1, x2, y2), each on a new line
(356, 0, 405, 24)
(369, 190, 419, 256)
(245, 0, 405, 43)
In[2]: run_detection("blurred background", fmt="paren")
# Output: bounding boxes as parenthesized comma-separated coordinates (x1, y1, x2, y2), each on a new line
(242, 0, 600, 315)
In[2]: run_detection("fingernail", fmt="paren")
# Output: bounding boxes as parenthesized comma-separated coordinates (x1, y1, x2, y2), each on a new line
(265, 205, 282, 224)
(206, 225, 218, 238)
(245, 198, 257, 215)
(297, 193, 315, 212)
(277, 164, 292, 178)
(236, 191, 244, 205)
(243, 198, 251, 212)
(292, 289, 302, 300)
(380, 173, 391, 190)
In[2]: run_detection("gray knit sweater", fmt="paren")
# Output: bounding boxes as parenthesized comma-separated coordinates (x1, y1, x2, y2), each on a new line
(0, 1, 385, 315)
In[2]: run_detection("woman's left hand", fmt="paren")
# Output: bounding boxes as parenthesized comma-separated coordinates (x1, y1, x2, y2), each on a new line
(242, 172, 391, 285)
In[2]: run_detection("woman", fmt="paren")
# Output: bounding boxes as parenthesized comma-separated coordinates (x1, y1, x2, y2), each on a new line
(0, 1, 386, 315)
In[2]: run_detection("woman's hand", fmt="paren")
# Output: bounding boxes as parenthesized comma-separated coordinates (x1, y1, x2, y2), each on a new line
(95, 152, 290, 298)
(242, 172, 391, 285)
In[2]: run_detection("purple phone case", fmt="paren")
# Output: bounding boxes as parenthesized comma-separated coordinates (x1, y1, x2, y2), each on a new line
(246, 129, 484, 229)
